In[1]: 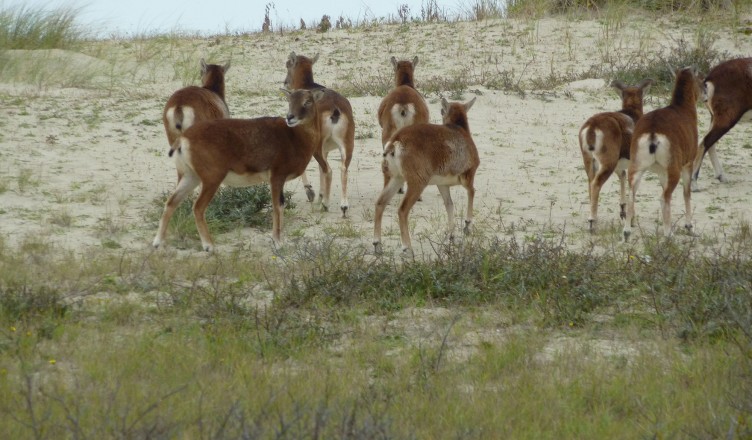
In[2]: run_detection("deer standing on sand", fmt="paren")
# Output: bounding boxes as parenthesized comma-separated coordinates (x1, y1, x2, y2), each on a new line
(153, 89, 327, 252)
(163, 59, 230, 157)
(374, 98, 479, 256)
(578, 79, 653, 232)
(378, 56, 430, 191)
(284, 52, 355, 217)
(691, 57, 752, 191)
(623, 67, 701, 241)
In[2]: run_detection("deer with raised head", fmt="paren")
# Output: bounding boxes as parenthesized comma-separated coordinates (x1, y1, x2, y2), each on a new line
(163, 59, 230, 156)
(378, 56, 430, 190)
(284, 51, 355, 217)
(623, 67, 701, 241)
(153, 89, 327, 252)
(578, 78, 653, 232)
(691, 57, 752, 191)
(373, 97, 480, 256)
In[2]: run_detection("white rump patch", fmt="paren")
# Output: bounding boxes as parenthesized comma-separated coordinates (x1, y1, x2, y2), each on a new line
(166, 106, 195, 131)
(181, 106, 195, 129)
(634, 133, 671, 170)
(385, 141, 405, 178)
(391, 103, 416, 130)
(579, 126, 604, 156)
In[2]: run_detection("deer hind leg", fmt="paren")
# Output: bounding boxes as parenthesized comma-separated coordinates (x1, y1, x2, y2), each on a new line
(397, 181, 427, 256)
(193, 180, 222, 252)
(373, 176, 405, 254)
(270, 177, 286, 244)
(318, 147, 333, 212)
(692, 122, 733, 191)
(337, 137, 352, 217)
(623, 169, 645, 241)
(153, 171, 200, 249)
(589, 163, 615, 232)
(461, 173, 476, 235)
(436, 185, 455, 241)
(681, 163, 693, 232)
(659, 171, 678, 237)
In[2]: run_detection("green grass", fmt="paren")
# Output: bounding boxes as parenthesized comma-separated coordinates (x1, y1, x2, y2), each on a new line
(0, 228, 751, 438)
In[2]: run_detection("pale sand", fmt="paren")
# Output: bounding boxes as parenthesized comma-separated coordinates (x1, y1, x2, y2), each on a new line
(1, 13, 751, 256)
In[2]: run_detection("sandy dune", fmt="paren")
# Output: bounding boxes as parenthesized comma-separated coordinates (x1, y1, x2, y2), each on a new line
(1, 13, 751, 255)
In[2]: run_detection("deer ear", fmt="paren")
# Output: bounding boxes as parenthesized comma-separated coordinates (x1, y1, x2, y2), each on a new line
(412, 56, 419, 67)
(312, 53, 320, 64)
(288, 52, 296, 63)
(638, 78, 654, 92)
(311, 89, 326, 102)
(200, 58, 208, 74)
(610, 80, 626, 91)
(441, 97, 449, 112)
(464, 97, 476, 112)
(223, 59, 231, 73)
(391, 56, 398, 69)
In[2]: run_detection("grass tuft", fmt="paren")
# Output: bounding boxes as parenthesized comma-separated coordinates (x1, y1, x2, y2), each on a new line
(0, 4, 84, 50)
(146, 185, 296, 247)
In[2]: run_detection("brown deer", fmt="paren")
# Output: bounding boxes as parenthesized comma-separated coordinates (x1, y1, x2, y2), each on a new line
(378, 56, 430, 191)
(163, 59, 230, 157)
(374, 98, 480, 256)
(578, 79, 653, 232)
(692, 57, 752, 191)
(153, 89, 327, 251)
(623, 67, 701, 241)
(284, 52, 355, 217)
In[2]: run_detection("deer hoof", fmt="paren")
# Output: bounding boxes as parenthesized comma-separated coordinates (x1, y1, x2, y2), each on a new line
(373, 242, 383, 255)
(305, 185, 315, 202)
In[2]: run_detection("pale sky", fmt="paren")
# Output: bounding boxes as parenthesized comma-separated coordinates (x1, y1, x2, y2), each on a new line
(4, 0, 465, 37)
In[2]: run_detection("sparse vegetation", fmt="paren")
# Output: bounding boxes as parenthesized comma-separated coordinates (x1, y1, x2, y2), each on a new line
(145, 185, 296, 248)
(2, 2, 752, 438)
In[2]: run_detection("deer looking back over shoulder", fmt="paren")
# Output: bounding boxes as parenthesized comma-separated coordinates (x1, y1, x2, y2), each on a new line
(374, 97, 480, 256)
(153, 89, 327, 252)
(284, 52, 355, 216)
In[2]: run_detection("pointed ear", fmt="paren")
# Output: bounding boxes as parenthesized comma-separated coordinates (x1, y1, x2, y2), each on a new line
(391, 56, 398, 69)
(666, 63, 677, 80)
(223, 59, 231, 73)
(311, 89, 326, 102)
(638, 78, 654, 92)
(312, 53, 320, 64)
(200, 58, 208, 74)
(288, 52, 297, 63)
(610, 80, 626, 91)
(412, 56, 419, 67)
(464, 97, 476, 112)
(441, 97, 450, 113)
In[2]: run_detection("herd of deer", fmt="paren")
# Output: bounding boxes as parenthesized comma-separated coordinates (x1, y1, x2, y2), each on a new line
(151, 52, 752, 255)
